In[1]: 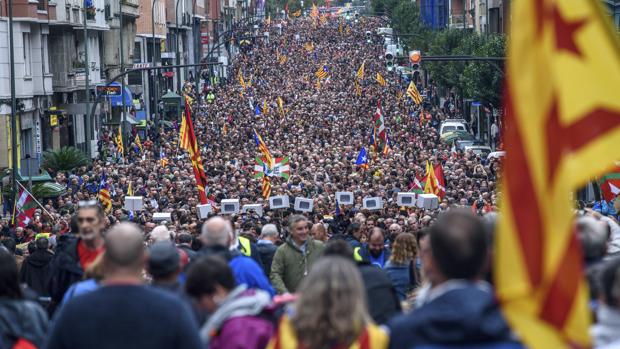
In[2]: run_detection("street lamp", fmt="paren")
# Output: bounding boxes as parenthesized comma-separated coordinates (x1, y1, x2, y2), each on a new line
(8, 0, 18, 199)
(151, 0, 160, 141)
(83, 0, 91, 158)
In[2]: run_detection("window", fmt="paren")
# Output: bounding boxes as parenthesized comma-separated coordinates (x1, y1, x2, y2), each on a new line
(23, 33, 32, 76)
(128, 41, 142, 85)
(42, 34, 50, 74)
(37, 0, 46, 11)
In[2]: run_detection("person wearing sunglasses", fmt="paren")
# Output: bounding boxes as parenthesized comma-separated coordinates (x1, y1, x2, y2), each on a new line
(47, 201, 106, 315)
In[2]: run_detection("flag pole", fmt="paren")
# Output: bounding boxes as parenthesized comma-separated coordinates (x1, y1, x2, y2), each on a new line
(16, 181, 56, 221)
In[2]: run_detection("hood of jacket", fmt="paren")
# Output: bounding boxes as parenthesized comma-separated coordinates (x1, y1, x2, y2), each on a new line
(25, 250, 54, 268)
(0, 299, 47, 348)
(199, 285, 271, 345)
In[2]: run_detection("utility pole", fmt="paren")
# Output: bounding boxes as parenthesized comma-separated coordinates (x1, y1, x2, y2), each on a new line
(151, 0, 159, 144)
(84, 0, 91, 158)
(8, 0, 18, 199)
(119, 3, 126, 149)
(175, 0, 182, 93)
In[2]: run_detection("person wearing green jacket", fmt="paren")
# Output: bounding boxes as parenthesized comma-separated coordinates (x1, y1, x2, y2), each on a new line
(270, 215, 324, 294)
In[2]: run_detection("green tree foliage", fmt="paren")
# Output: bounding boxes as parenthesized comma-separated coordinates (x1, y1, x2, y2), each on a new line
(370, 0, 505, 107)
(42, 146, 91, 173)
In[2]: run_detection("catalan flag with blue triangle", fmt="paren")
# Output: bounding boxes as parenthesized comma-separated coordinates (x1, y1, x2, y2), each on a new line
(98, 171, 112, 213)
(355, 147, 369, 170)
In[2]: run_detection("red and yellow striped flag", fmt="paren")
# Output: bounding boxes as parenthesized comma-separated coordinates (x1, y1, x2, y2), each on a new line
(495, 0, 620, 348)
(376, 72, 387, 87)
(262, 176, 271, 199)
(179, 96, 208, 204)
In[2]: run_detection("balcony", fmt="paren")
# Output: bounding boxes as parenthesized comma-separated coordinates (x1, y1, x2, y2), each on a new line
(121, 0, 140, 17)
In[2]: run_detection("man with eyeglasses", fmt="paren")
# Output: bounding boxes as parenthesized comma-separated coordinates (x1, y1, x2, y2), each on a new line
(47, 201, 106, 314)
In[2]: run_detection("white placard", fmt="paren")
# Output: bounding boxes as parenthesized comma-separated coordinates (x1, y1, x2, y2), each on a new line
(363, 197, 383, 211)
(220, 199, 240, 215)
(124, 196, 143, 211)
(336, 191, 354, 205)
(269, 195, 289, 210)
(294, 197, 313, 212)
(397, 192, 417, 207)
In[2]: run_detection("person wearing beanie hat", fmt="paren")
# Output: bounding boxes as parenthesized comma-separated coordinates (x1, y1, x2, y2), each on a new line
(147, 241, 199, 325)
(147, 241, 182, 292)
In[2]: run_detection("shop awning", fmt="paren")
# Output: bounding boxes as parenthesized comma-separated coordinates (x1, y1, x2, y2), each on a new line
(106, 83, 133, 107)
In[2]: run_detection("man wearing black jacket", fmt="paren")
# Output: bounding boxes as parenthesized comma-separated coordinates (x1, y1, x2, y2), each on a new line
(20, 237, 54, 297)
(47, 202, 106, 314)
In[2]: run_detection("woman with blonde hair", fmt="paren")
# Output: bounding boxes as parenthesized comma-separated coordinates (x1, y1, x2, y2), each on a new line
(384, 233, 420, 301)
(268, 256, 388, 349)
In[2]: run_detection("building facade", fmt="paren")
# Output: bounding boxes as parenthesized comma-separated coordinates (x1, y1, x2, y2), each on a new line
(0, 0, 55, 170)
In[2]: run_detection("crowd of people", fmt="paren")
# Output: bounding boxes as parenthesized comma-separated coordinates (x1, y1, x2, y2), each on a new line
(1, 13, 620, 349)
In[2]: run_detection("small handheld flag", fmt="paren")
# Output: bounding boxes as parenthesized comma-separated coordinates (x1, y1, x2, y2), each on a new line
(356, 61, 365, 80)
(355, 147, 369, 170)
(376, 73, 387, 87)
(134, 134, 143, 154)
(406, 82, 423, 105)
(315, 65, 329, 80)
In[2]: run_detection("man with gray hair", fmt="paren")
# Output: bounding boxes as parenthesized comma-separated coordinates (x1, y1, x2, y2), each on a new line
(257, 224, 279, 276)
(270, 214, 325, 294)
(198, 216, 274, 296)
(46, 223, 201, 349)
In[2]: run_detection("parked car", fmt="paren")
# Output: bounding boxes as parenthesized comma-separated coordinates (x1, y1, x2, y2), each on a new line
(464, 145, 493, 158)
(487, 151, 506, 160)
(439, 119, 469, 136)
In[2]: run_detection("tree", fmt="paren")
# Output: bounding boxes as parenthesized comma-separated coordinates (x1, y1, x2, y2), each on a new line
(462, 34, 505, 107)
(42, 146, 91, 173)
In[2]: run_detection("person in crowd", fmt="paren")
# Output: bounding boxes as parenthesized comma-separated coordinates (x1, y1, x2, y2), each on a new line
(59, 253, 105, 307)
(344, 222, 364, 249)
(45, 223, 201, 349)
(200, 216, 274, 296)
(235, 228, 265, 270)
(591, 257, 620, 348)
(147, 241, 184, 294)
(323, 240, 401, 324)
(271, 215, 325, 294)
(257, 224, 279, 276)
(354, 227, 391, 268)
(177, 232, 198, 262)
(267, 256, 388, 349)
(20, 236, 54, 297)
(149, 225, 173, 243)
(1, 237, 24, 272)
(47, 201, 106, 314)
(388, 211, 518, 347)
(387, 224, 403, 246)
(384, 233, 419, 301)
(310, 223, 329, 242)
(186, 255, 274, 349)
(0, 247, 48, 349)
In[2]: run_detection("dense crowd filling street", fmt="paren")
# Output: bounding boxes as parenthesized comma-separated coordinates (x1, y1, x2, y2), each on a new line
(1, 8, 620, 349)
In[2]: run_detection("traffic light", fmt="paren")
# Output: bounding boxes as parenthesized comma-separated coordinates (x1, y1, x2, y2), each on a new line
(385, 51, 394, 71)
(365, 31, 371, 43)
(409, 50, 421, 71)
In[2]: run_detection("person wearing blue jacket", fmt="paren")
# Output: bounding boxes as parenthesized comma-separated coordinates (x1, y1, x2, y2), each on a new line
(388, 212, 522, 349)
(198, 217, 275, 297)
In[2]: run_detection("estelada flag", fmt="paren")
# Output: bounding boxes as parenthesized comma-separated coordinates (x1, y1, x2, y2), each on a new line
(495, 0, 620, 348)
